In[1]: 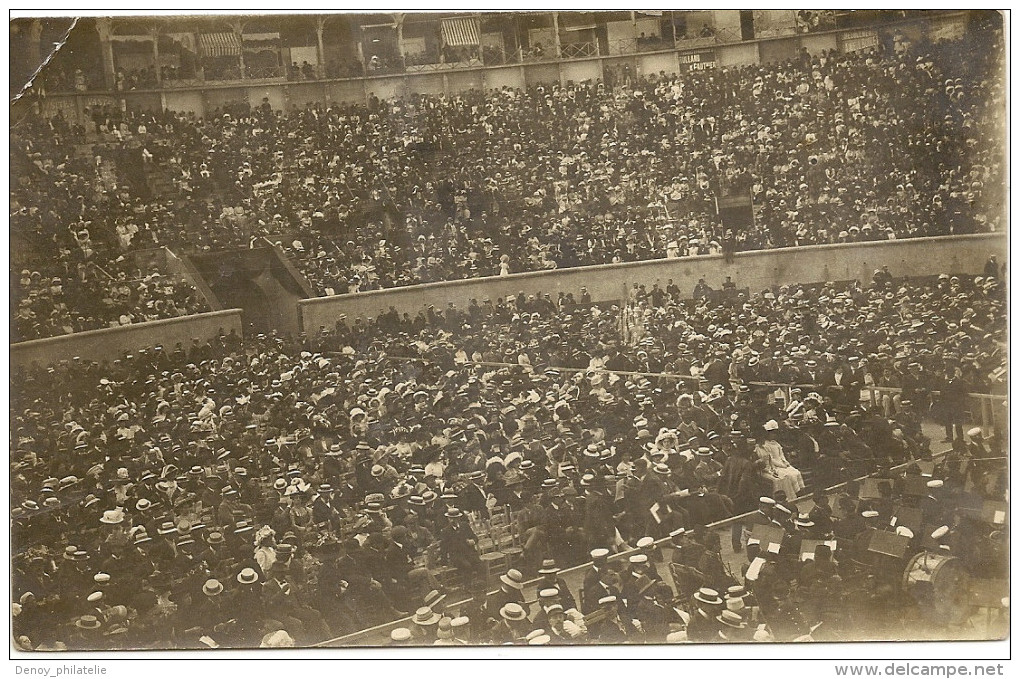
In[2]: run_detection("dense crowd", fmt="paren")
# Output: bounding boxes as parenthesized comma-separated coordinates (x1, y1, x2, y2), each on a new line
(10, 127, 213, 342)
(9, 272, 1007, 648)
(12, 28, 1004, 324)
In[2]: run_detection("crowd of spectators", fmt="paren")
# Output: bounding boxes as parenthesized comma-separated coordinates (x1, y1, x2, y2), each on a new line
(9, 271, 1007, 648)
(12, 30, 1005, 314)
(12, 265, 208, 342)
(11, 127, 211, 342)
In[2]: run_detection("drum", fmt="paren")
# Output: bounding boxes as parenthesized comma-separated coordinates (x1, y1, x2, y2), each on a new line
(902, 551, 971, 625)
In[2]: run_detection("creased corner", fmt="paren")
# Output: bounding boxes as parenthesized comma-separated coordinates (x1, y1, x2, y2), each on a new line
(10, 17, 80, 106)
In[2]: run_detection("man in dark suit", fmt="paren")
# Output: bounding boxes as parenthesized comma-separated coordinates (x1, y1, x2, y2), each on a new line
(459, 471, 489, 516)
(439, 507, 483, 589)
(581, 548, 612, 614)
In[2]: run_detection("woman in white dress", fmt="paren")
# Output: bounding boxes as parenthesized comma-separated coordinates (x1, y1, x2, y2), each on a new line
(755, 420, 805, 499)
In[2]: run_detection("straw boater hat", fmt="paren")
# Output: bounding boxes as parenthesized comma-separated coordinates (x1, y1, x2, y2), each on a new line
(499, 603, 527, 622)
(436, 618, 454, 640)
(693, 587, 723, 607)
(413, 607, 441, 626)
(500, 569, 524, 590)
(236, 568, 259, 585)
(538, 559, 560, 575)
(100, 508, 125, 525)
(717, 609, 748, 629)
(424, 590, 447, 611)
(75, 615, 102, 630)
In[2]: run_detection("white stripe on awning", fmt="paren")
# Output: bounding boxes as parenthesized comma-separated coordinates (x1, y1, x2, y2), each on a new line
(441, 17, 480, 46)
(198, 32, 241, 57)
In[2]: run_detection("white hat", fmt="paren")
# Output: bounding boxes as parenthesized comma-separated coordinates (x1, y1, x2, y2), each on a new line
(763, 420, 779, 431)
(260, 630, 296, 648)
(895, 526, 914, 539)
(926, 479, 944, 489)
(390, 627, 412, 642)
(967, 427, 983, 437)
(590, 548, 610, 560)
(628, 554, 648, 565)
(931, 525, 950, 540)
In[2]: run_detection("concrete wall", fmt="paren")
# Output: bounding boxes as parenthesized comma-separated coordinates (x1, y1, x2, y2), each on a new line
(800, 32, 840, 55)
(11, 309, 244, 369)
(448, 69, 484, 94)
(483, 65, 525, 91)
(563, 58, 599, 86)
(759, 36, 800, 64)
(637, 51, 680, 77)
(298, 234, 1006, 333)
(559, 59, 602, 86)
(717, 41, 760, 66)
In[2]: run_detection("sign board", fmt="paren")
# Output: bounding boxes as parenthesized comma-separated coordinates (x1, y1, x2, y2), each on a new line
(678, 48, 716, 71)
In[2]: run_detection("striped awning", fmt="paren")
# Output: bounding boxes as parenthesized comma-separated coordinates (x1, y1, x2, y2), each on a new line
(440, 17, 480, 46)
(198, 32, 242, 58)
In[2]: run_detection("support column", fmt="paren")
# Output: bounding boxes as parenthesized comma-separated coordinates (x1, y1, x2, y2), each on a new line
(315, 16, 326, 78)
(229, 19, 246, 79)
(95, 17, 117, 91)
(394, 13, 405, 68)
(355, 23, 366, 72)
(552, 12, 561, 59)
(151, 27, 162, 86)
(27, 19, 43, 77)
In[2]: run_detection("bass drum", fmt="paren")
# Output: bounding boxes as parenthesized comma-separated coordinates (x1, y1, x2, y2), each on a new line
(902, 551, 971, 625)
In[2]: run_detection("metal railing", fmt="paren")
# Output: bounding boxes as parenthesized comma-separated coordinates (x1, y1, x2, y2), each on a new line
(247, 65, 285, 80)
(607, 37, 676, 56)
(559, 41, 599, 59)
(674, 34, 720, 49)
(481, 46, 522, 66)
(520, 49, 557, 64)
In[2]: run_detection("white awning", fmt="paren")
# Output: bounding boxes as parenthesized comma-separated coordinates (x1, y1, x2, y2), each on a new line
(441, 16, 480, 46)
(198, 32, 241, 57)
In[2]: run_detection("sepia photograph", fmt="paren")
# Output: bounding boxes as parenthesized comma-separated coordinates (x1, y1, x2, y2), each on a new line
(7, 8, 1009, 659)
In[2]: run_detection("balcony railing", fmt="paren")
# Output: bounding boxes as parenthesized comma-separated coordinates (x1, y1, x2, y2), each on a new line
(404, 54, 485, 72)
(481, 46, 522, 66)
(559, 41, 599, 59)
(520, 49, 557, 63)
(674, 34, 722, 49)
(247, 65, 285, 80)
